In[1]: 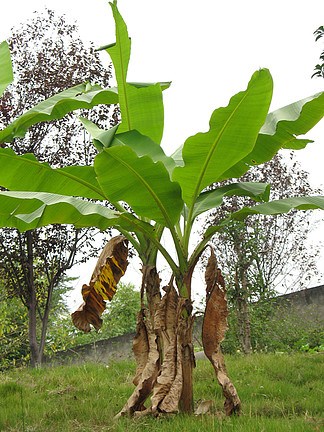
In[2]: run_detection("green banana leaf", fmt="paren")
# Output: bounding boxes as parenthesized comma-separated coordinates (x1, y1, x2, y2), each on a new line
(220, 92, 324, 180)
(78, 122, 176, 176)
(116, 82, 165, 144)
(127, 82, 171, 91)
(0, 148, 105, 199)
(0, 190, 159, 236)
(98, 1, 166, 144)
(107, 129, 177, 176)
(0, 83, 119, 143)
(171, 144, 184, 167)
(192, 182, 270, 220)
(232, 196, 324, 219)
(0, 189, 178, 274)
(78, 117, 119, 151)
(172, 69, 273, 206)
(0, 191, 118, 231)
(110, 130, 176, 173)
(204, 196, 324, 240)
(94, 145, 183, 226)
(0, 41, 13, 97)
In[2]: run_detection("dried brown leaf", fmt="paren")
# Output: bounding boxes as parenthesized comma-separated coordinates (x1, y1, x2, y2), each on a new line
(71, 285, 105, 332)
(205, 246, 217, 291)
(142, 265, 161, 324)
(157, 338, 183, 413)
(132, 308, 150, 386)
(202, 247, 241, 416)
(72, 235, 128, 332)
(90, 235, 128, 300)
(195, 399, 213, 416)
(154, 284, 178, 354)
(151, 296, 194, 414)
(116, 307, 160, 418)
(203, 253, 229, 356)
(151, 335, 178, 413)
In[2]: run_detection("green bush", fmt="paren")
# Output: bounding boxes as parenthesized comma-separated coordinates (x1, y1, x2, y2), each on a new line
(45, 282, 141, 356)
(221, 299, 324, 354)
(0, 283, 30, 370)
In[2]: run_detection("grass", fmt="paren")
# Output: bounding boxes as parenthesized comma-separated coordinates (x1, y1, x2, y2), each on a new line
(0, 353, 323, 431)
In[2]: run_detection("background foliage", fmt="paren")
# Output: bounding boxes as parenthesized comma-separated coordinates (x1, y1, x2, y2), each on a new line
(220, 298, 324, 354)
(0, 281, 140, 370)
(0, 9, 119, 367)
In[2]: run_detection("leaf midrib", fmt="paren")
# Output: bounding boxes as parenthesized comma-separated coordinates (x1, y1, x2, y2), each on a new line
(0, 151, 106, 199)
(113, 5, 131, 131)
(192, 90, 249, 206)
(101, 150, 174, 228)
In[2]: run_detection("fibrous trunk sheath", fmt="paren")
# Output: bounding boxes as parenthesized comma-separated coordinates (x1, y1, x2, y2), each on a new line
(118, 250, 241, 418)
(116, 270, 195, 417)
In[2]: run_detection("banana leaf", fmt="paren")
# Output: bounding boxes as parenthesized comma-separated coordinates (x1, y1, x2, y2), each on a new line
(172, 69, 273, 206)
(0, 83, 118, 143)
(0, 41, 13, 97)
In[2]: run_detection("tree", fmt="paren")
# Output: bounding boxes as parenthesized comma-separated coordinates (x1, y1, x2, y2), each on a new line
(0, 277, 29, 370)
(203, 153, 322, 353)
(0, 10, 118, 367)
(1, 1, 324, 417)
(103, 282, 141, 338)
(0, 271, 72, 369)
(0, 9, 118, 164)
(47, 282, 141, 353)
(312, 25, 324, 78)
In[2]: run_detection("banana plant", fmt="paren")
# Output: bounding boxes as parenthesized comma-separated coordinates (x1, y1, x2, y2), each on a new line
(0, 41, 13, 97)
(1, 0, 324, 416)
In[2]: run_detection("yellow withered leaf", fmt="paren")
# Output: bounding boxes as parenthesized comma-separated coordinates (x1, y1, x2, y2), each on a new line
(71, 235, 128, 333)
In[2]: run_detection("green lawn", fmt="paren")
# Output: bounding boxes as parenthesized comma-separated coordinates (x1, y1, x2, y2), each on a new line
(0, 353, 323, 431)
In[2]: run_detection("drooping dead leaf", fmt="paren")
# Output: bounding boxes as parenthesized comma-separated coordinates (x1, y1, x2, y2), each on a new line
(202, 247, 241, 416)
(90, 235, 128, 300)
(178, 299, 195, 413)
(151, 285, 180, 413)
(132, 308, 150, 386)
(203, 250, 228, 356)
(154, 284, 178, 355)
(151, 332, 179, 413)
(120, 284, 195, 417)
(204, 245, 217, 291)
(141, 265, 161, 325)
(151, 293, 194, 414)
(195, 399, 213, 416)
(71, 235, 128, 333)
(158, 337, 183, 413)
(71, 284, 106, 332)
(116, 306, 160, 418)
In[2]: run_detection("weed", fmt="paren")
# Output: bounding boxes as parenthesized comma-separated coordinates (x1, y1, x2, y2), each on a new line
(0, 353, 323, 432)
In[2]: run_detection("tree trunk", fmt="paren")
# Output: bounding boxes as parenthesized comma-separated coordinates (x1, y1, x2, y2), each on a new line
(26, 230, 40, 368)
(235, 297, 245, 351)
(117, 257, 240, 418)
(235, 267, 252, 354)
(116, 270, 196, 417)
(38, 280, 55, 364)
(179, 322, 195, 413)
(242, 302, 252, 354)
(241, 270, 252, 354)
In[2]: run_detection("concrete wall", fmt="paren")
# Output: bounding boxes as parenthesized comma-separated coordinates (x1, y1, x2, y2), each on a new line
(43, 332, 136, 365)
(44, 315, 204, 366)
(44, 285, 324, 366)
(275, 285, 324, 319)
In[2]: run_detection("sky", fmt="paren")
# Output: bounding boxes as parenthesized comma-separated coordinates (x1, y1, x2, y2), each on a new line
(2, 0, 324, 309)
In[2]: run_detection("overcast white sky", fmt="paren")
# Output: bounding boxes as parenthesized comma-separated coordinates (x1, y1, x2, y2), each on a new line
(2, 1, 324, 308)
